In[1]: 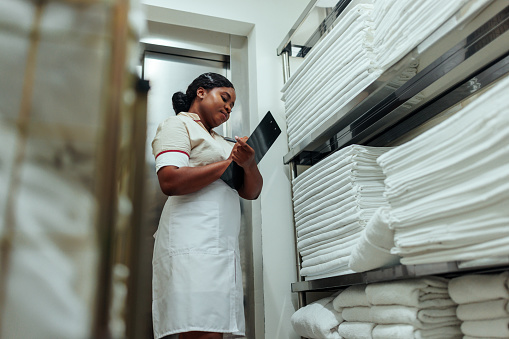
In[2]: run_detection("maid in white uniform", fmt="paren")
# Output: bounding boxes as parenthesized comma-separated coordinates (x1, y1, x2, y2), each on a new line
(151, 73, 263, 339)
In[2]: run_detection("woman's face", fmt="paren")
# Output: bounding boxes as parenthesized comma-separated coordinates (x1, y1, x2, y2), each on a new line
(196, 86, 236, 130)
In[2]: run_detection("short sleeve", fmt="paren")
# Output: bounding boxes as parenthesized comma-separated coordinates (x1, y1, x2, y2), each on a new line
(151, 117, 191, 172)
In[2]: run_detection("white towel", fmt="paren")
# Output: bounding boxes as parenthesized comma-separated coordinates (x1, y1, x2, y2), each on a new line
(349, 207, 400, 272)
(291, 295, 343, 339)
(461, 318, 509, 338)
(333, 285, 370, 310)
(370, 305, 459, 328)
(372, 324, 462, 339)
(337, 322, 375, 339)
(456, 299, 509, 321)
(448, 272, 509, 304)
(365, 277, 450, 307)
(342, 307, 372, 322)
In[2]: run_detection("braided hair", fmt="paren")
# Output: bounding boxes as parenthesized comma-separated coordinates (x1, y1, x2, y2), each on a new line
(172, 72, 234, 114)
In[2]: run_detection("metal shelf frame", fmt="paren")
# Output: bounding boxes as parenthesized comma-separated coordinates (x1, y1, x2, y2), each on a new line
(292, 260, 509, 293)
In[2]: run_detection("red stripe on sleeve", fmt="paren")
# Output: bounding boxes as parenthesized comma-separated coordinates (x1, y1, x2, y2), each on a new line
(155, 150, 190, 159)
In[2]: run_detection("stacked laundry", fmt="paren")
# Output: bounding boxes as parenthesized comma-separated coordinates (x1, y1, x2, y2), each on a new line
(282, 0, 489, 151)
(334, 285, 375, 339)
(282, 2, 378, 150)
(291, 294, 343, 339)
(348, 206, 400, 272)
(367, 277, 461, 339)
(370, 0, 488, 70)
(448, 272, 509, 338)
(292, 145, 392, 280)
(377, 70, 509, 265)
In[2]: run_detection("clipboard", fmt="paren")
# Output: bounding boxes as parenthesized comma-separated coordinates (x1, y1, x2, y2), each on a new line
(221, 111, 281, 189)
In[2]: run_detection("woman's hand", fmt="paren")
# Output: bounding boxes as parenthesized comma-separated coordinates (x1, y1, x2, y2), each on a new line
(231, 136, 263, 200)
(231, 136, 255, 169)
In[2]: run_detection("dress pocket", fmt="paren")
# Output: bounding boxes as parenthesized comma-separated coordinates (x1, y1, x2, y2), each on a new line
(168, 199, 220, 255)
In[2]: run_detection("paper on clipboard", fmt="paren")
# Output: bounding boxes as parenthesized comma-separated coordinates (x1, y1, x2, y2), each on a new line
(221, 111, 281, 189)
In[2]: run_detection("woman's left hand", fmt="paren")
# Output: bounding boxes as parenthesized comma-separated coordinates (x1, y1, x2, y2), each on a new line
(231, 136, 256, 169)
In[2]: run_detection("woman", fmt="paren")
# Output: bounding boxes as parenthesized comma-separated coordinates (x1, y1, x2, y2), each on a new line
(151, 72, 263, 339)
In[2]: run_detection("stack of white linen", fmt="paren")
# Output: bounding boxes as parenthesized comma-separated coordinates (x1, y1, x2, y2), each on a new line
(333, 285, 376, 339)
(448, 272, 509, 339)
(367, 277, 462, 339)
(292, 145, 392, 279)
(291, 294, 343, 339)
(377, 71, 509, 265)
(370, 0, 489, 70)
(282, 0, 490, 151)
(282, 2, 379, 150)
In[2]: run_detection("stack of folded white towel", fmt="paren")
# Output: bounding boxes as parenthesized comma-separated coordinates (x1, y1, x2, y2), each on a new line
(377, 68, 509, 266)
(292, 145, 392, 280)
(282, 2, 378, 150)
(282, 0, 489, 151)
(448, 271, 509, 339)
(370, 0, 488, 70)
(291, 294, 343, 339)
(334, 285, 375, 339)
(367, 277, 461, 339)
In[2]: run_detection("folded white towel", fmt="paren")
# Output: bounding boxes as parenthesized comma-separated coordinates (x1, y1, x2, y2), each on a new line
(333, 285, 370, 310)
(301, 256, 352, 277)
(370, 305, 459, 328)
(372, 324, 462, 339)
(448, 272, 509, 304)
(349, 207, 400, 272)
(337, 322, 375, 339)
(290, 295, 343, 339)
(456, 299, 509, 321)
(342, 307, 372, 322)
(461, 318, 509, 338)
(365, 277, 450, 307)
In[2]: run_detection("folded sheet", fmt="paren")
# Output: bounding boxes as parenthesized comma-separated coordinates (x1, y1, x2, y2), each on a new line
(365, 277, 450, 307)
(448, 272, 509, 304)
(349, 207, 400, 272)
(370, 305, 459, 328)
(291, 295, 343, 339)
(372, 324, 462, 339)
(333, 285, 370, 310)
(341, 307, 372, 323)
(461, 318, 509, 338)
(456, 299, 509, 321)
(337, 322, 375, 339)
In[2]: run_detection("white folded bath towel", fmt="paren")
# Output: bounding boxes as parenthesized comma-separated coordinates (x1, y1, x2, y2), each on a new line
(456, 299, 509, 321)
(290, 295, 343, 339)
(448, 271, 509, 304)
(461, 318, 509, 338)
(333, 284, 370, 310)
(342, 307, 372, 322)
(337, 322, 375, 339)
(370, 305, 459, 328)
(365, 277, 450, 307)
(349, 207, 400, 272)
(301, 256, 352, 277)
(372, 324, 462, 339)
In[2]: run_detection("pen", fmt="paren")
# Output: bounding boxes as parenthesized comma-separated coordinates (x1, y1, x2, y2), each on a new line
(224, 136, 237, 143)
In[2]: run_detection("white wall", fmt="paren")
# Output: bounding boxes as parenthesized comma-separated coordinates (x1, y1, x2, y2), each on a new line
(141, 1, 311, 338)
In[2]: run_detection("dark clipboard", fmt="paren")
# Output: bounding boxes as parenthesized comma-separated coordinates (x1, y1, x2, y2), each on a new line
(221, 111, 281, 189)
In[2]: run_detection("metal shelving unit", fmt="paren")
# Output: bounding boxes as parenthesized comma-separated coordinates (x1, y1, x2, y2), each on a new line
(278, 0, 509, 302)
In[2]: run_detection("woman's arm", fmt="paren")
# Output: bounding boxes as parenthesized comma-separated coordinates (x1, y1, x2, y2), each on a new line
(232, 137, 263, 200)
(157, 159, 232, 196)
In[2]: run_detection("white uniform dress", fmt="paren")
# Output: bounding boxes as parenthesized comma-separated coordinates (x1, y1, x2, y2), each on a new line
(151, 112, 245, 339)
